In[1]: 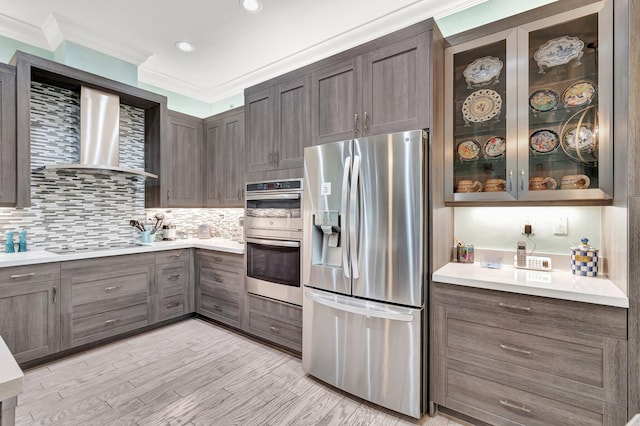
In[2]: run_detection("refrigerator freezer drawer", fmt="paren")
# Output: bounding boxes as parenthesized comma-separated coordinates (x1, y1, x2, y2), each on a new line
(302, 288, 423, 418)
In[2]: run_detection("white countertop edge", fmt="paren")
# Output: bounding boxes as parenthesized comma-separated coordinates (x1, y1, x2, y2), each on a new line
(433, 263, 629, 308)
(0, 238, 244, 268)
(0, 336, 23, 402)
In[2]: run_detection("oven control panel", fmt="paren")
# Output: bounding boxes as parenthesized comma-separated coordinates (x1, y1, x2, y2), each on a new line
(247, 179, 303, 192)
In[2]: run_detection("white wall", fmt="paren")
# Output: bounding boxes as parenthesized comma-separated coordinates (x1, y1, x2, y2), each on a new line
(453, 206, 601, 255)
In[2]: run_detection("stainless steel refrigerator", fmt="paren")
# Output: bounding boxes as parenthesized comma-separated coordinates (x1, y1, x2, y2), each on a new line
(302, 129, 428, 418)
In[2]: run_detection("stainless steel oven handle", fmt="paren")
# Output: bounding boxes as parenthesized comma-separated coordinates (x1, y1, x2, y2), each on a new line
(246, 238, 300, 248)
(245, 193, 301, 201)
(341, 156, 351, 279)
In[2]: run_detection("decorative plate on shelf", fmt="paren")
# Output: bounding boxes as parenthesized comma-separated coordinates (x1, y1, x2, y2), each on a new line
(463, 56, 503, 88)
(533, 36, 584, 73)
(562, 80, 597, 107)
(529, 88, 560, 112)
(483, 137, 506, 158)
(461, 89, 502, 123)
(563, 125, 597, 151)
(529, 129, 560, 153)
(457, 139, 481, 161)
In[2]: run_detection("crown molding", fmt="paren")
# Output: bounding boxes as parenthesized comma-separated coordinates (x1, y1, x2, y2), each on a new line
(44, 12, 153, 65)
(0, 13, 49, 49)
(139, 0, 485, 104)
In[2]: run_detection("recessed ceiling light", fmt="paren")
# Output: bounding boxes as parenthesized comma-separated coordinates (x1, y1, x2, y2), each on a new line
(239, 0, 263, 13)
(175, 41, 196, 53)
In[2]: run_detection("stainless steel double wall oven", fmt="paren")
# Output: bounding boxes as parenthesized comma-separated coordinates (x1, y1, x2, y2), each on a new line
(244, 179, 303, 306)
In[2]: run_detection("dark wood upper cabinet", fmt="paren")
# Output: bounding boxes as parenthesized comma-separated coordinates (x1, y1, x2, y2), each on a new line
(204, 107, 244, 207)
(311, 31, 431, 145)
(311, 58, 362, 145)
(166, 111, 203, 207)
(0, 63, 16, 206)
(245, 77, 310, 176)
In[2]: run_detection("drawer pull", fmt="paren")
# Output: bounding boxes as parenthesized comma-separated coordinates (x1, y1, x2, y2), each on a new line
(10, 272, 36, 279)
(214, 304, 222, 311)
(170, 253, 181, 258)
(269, 326, 280, 334)
(168, 274, 182, 280)
(213, 256, 224, 262)
(498, 302, 531, 312)
(499, 343, 531, 355)
(104, 286, 121, 292)
(213, 274, 224, 283)
(499, 399, 531, 413)
(104, 319, 118, 326)
(166, 301, 181, 308)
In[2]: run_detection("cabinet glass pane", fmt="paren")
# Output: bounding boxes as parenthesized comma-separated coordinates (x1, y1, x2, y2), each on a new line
(528, 14, 599, 192)
(452, 41, 508, 194)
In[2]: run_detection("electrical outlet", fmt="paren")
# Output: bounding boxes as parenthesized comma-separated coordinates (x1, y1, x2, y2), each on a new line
(522, 217, 535, 235)
(145, 212, 154, 223)
(554, 216, 568, 235)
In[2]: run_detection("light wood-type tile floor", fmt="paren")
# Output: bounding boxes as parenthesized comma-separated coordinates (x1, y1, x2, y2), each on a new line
(15, 318, 465, 426)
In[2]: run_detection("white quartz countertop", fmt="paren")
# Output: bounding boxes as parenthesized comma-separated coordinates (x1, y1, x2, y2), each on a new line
(433, 262, 628, 308)
(0, 335, 23, 402)
(0, 238, 244, 268)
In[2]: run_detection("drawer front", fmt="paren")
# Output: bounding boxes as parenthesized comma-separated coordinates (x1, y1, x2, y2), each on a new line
(200, 293, 240, 323)
(198, 251, 243, 273)
(155, 249, 190, 264)
(446, 368, 602, 426)
(71, 268, 150, 307)
(0, 263, 60, 286)
(433, 283, 626, 340)
(199, 267, 241, 295)
(71, 302, 148, 346)
(156, 262, 186, 295)
(247, 293, 302, 323)
(158, 294, 185, 321)
(448, 317, 603, 387)
(248, 310, 302, 350)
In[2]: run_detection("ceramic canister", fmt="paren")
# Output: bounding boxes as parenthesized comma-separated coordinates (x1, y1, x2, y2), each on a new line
(570, 238, 599, 277)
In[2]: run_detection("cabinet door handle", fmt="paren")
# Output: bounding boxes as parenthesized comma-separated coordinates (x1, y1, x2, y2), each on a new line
(520, 169, 525, 192)
(241, 189, 245, 198)
(213, 256, 223, 262)
(498, 302, 531, 312)
(167, 190, 170, 204)
(499, 399, 531, 413)
(269, 326, 280, 334)
(53, 285, 57, 303)
(508, 170, 513, 192)
(166, 301, 181, 308)
(499, 343, 531, 355)
(10, 272, 36, 279)
(104, 319, 118, 326)
(237, 189, 241, 199)
(213, 304, 222, 311)
(354, 113, 359, 134)
(364, 111, 369, 132)
(275, 151, 279, 166)
(168, 274, 182, 280)
(104, 286, 121, 292)
(218, 192, 222, 203)
(268, 152, 273, 164)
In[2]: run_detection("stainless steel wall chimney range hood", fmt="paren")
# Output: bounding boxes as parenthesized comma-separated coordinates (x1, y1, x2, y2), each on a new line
(40, 86, 157, 179)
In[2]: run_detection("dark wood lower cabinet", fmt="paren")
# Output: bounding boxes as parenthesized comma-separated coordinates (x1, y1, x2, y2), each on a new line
(431, 282, 628, 426)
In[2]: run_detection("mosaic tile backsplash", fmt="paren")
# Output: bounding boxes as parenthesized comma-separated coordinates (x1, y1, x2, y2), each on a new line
(0, 82, 243, 251)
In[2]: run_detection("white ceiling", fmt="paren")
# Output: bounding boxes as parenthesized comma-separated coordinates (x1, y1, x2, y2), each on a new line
(0, 0, 486, 103)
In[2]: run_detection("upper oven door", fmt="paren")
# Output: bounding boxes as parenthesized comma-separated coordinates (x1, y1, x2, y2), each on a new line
(245, 193, 302, 236)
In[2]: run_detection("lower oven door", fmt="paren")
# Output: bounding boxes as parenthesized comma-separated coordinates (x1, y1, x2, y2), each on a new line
(246, 237, 302, 306)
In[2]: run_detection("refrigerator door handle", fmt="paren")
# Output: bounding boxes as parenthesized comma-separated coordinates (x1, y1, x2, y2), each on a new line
(341, 156, 351, 279)
(305, 291, 415, 322)
(350, 155, 361, 279)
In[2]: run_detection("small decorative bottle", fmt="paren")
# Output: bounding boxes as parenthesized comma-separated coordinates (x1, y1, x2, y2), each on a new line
(18, 230, 27, 252)
(5, 231, 15, 253)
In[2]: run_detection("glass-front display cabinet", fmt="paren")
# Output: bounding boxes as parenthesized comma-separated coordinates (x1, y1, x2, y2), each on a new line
(444, 1, 612, 204)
